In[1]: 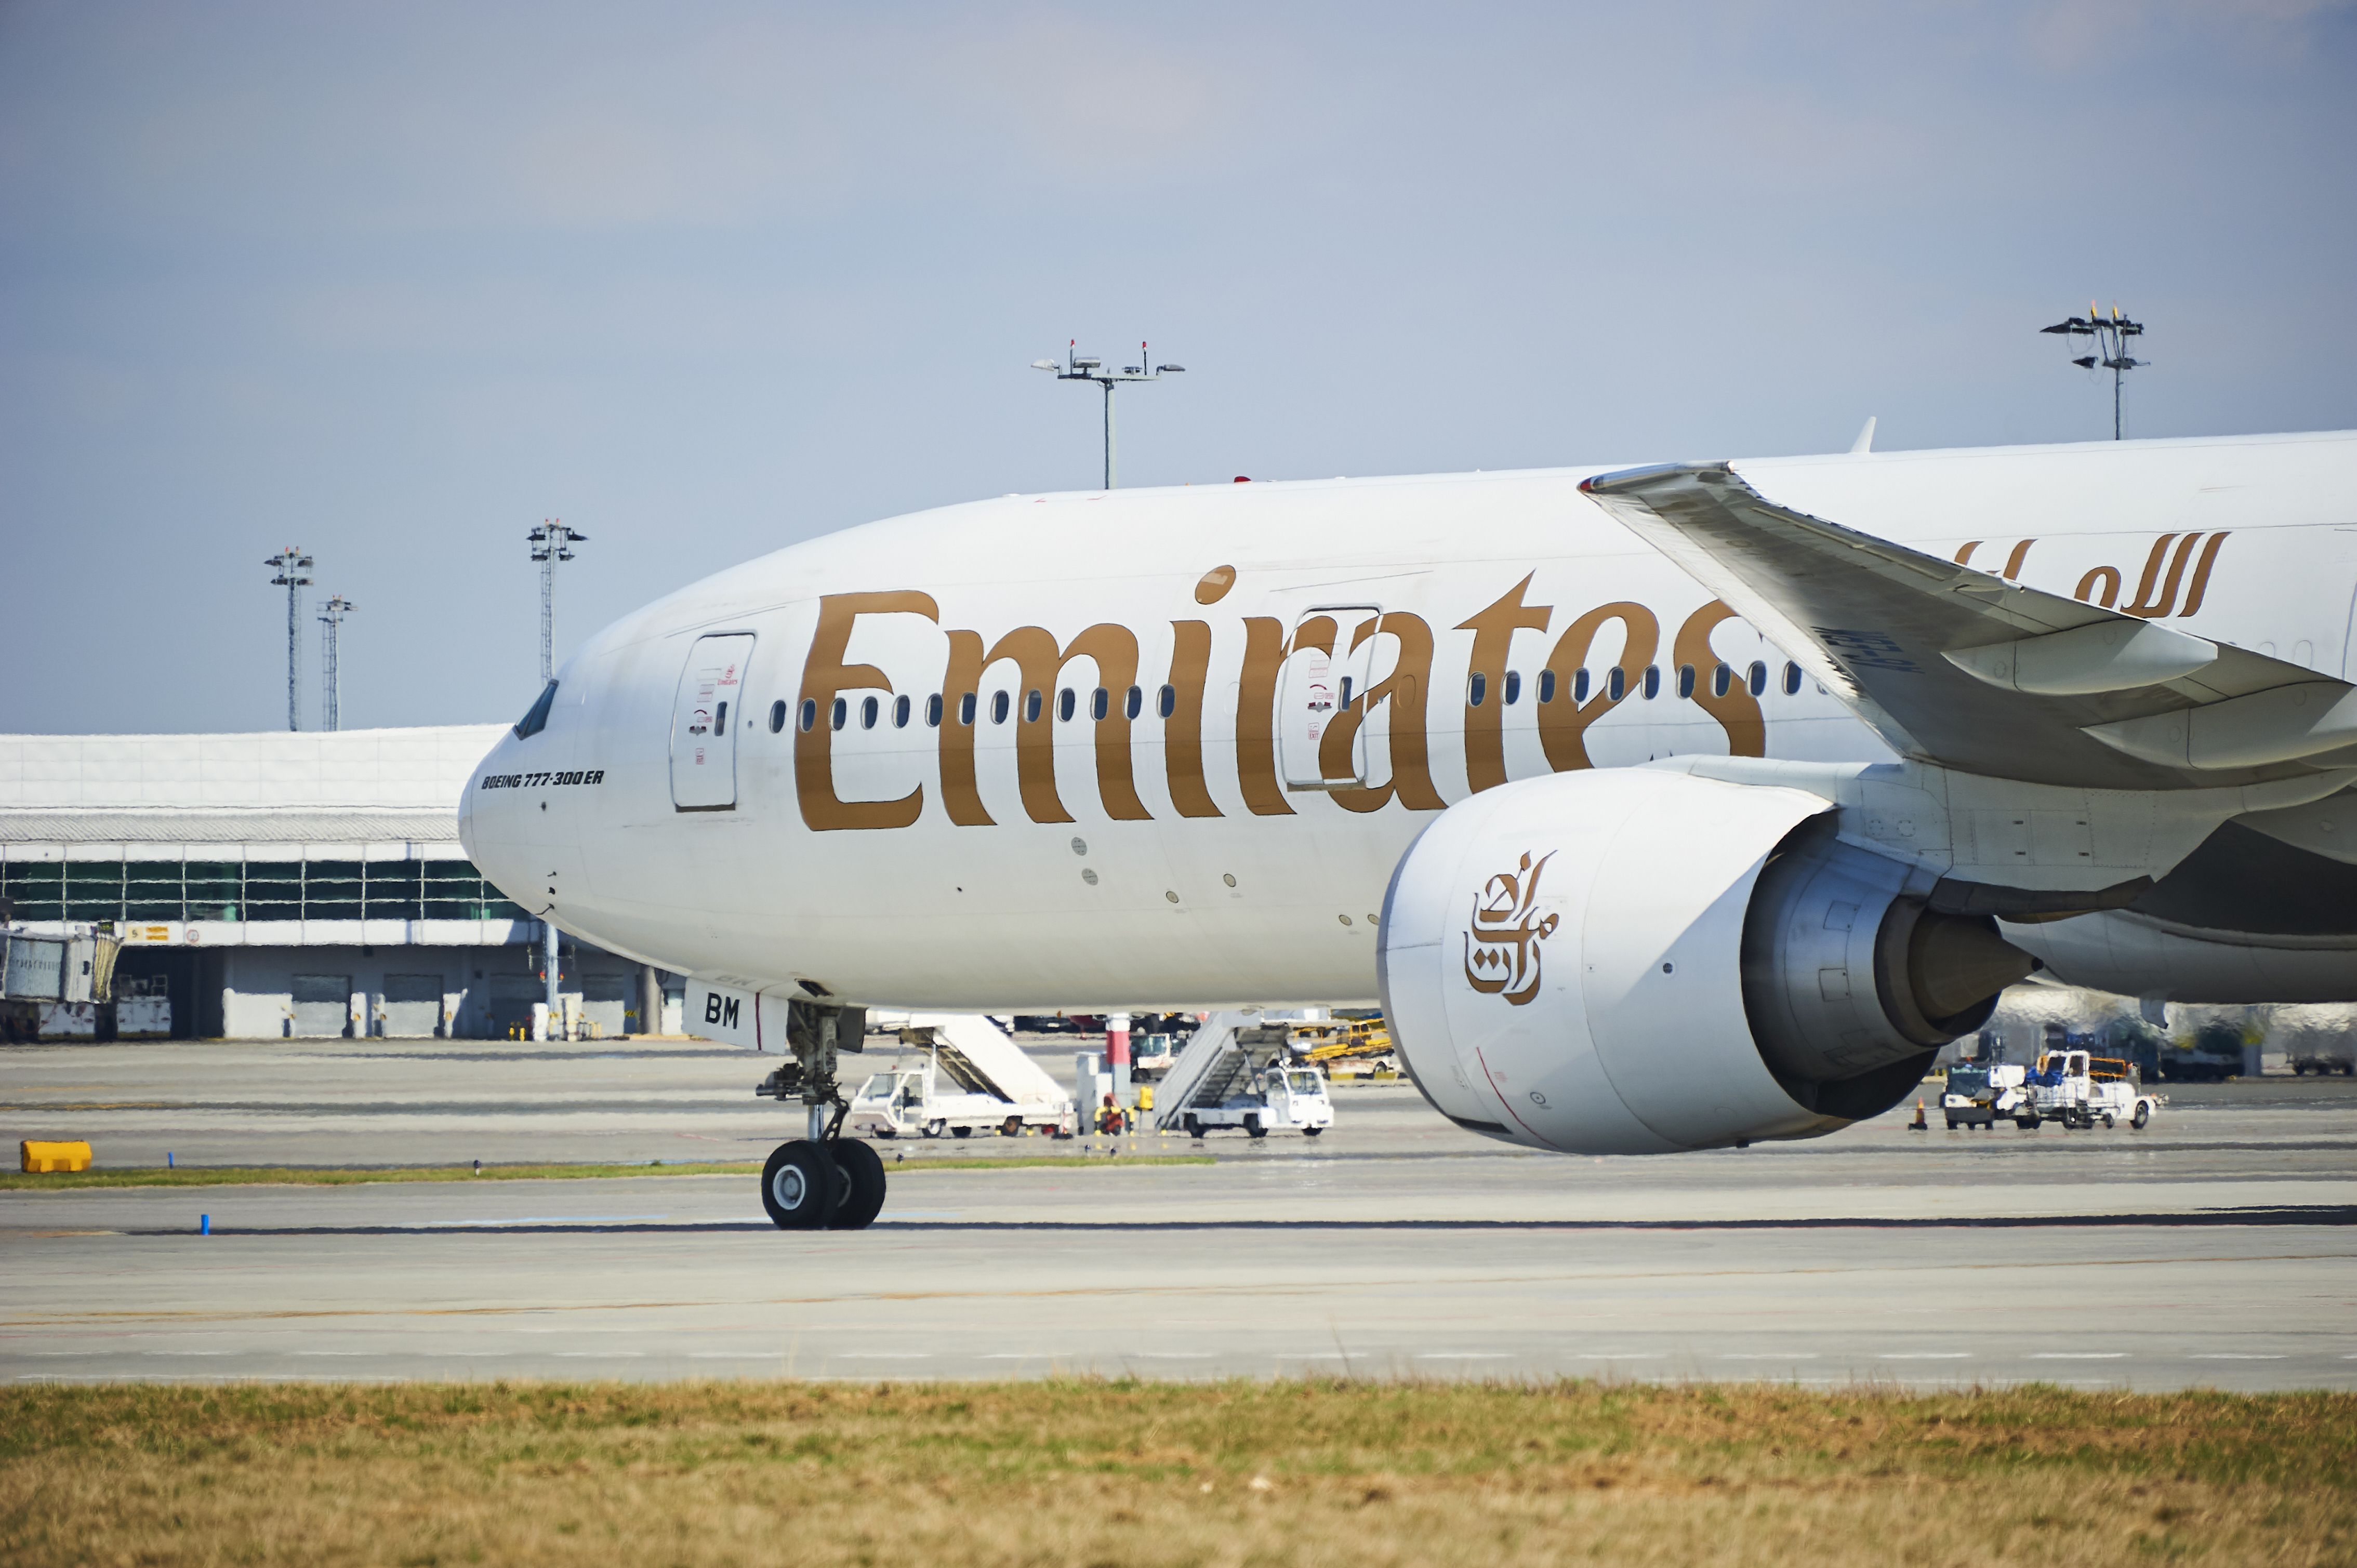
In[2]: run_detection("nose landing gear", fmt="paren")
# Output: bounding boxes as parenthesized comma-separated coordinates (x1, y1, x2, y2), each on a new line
(754, 1000, 886, 1231)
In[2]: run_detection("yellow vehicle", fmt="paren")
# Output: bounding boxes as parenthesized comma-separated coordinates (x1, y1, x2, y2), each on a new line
(1293, 1017, 1396, 1068)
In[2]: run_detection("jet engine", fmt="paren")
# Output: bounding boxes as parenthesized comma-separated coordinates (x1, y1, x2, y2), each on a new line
(1376, 768, 2034, 1153)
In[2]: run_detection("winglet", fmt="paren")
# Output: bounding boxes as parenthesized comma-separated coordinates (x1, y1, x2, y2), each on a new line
(1849, 416, 1876, 455)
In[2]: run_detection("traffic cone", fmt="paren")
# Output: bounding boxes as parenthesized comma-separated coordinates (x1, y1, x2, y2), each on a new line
(1909, 1099, 1928, 1131)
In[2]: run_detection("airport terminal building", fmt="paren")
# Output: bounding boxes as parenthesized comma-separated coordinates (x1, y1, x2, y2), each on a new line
(0, 726, 680, 1040)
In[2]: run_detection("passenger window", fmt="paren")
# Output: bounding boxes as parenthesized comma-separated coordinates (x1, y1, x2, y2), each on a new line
(1538, 669, 1556, 703)
(1058, 688, 1076, 722)
(1125, 685, 1143, 720)
(1090, 687, 1108, 721)
(830, 698, 846, 731)
(1783, 661, 1803, 696)
(926, 694, 943, 728)
(960, 692, 977, 726)
(1747, 661, 1767, 697)
(1157, 684, 1176, 719)
(1025, 689, 1043, 723)
(860, 696, 879, 729)
(715, 700, 729, 735)
(1643, 666, 1660, 699)
(1503, 670, 1521, 706)
(1676, 664, 1695, 699)
(893, 694, 910, 728)
(769, 699, 787, 734)
(1340, 675, 1354, 707)
(1606, 667, 1624, 701)
(991, 691, 1010, 724)
(799, 698, 817, 733)
(1467, 671, 1487, 707)
(1712, 663, 1730, 698)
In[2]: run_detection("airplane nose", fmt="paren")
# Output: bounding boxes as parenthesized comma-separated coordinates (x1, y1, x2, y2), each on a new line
(460, 732, 526, 900)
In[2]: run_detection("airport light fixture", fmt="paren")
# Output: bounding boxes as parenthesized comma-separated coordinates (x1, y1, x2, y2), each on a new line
(2040, 303, 2146, 441)
(265, 547, 314, 732)
(528, 520, 588, 685)
(1031, 340, 1184, 489)
(526, 519, 587, 1040)
(316, 595, 356, 732)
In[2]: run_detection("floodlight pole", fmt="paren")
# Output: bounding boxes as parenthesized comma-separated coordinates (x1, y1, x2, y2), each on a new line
(317, 595, 356, 732)
(2040, 304, 2146, 441)
(525, 520, 587, 1039)
(266, 547, 313, 731)
(528, 521, 588, 685)
(1033, 341, 1184, 489)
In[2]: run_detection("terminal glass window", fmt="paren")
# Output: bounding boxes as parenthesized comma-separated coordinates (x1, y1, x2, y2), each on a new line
(0, 861, 64, 921)
(0, 856, 526, 925)
(243, 863, 302, 921)
(365, 861, 424, 921)
(305, 861, 365, 921)
(64, 863, 125, 922)
(125, 862, 184, 921)
(185, 862, 241, 921)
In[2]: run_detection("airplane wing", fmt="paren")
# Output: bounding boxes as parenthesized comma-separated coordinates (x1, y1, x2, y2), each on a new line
(1579, 461, 2357, 791)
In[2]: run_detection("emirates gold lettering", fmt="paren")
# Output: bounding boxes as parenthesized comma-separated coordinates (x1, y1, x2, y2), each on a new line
(792, 573, 1787, 831)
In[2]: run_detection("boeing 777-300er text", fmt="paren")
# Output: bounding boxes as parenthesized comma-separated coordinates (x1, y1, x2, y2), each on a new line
(462, 429, 2357, 1228)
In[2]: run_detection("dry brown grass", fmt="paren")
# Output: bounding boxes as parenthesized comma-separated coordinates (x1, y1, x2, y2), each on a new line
(5, 1379, 2351, 1566)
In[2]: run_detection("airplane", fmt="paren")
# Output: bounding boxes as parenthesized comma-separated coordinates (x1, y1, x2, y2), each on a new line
(461, 428, 2357, 1230)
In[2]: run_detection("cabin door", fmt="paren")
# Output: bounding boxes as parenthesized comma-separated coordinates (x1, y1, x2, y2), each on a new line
(1279, 605, 1381, 789)
(670, 633, 755, 810)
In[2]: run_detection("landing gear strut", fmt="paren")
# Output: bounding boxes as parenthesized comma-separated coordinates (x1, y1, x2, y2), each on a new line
(754, 1001, 884, 1230)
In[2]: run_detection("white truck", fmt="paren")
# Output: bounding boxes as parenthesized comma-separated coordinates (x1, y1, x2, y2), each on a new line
(0, 928, 121, 1042)
(1154, 1013, 1335, 1139)
(1939, 1061, 2026, 1128)
(843, 1013, 1074, 1139)
(2016, 1049, 2164, 1130)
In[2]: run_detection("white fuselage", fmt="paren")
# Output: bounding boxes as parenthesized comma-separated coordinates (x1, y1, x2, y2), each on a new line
(460, 431, 2357, 1010)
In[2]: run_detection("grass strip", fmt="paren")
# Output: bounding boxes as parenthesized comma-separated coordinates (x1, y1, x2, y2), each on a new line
(0, 1152, 1214, 1190)
(2, 1379, 2348, 1566)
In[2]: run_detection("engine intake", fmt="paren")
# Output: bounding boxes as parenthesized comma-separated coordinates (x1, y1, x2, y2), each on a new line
(1376, 768, 2034, 1153)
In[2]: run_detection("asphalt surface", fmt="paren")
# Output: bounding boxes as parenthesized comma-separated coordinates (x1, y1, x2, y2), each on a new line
(4, 1037, 2353, 1390)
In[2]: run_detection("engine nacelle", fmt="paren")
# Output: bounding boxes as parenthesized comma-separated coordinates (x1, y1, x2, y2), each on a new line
(1376, 768, 2032, 1154)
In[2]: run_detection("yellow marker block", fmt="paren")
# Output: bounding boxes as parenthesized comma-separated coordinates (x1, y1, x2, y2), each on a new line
(21, 1140, 92, 1174)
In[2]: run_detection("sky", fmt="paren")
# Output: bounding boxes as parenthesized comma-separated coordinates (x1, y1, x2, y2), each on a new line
(3, 0, 2352, 736)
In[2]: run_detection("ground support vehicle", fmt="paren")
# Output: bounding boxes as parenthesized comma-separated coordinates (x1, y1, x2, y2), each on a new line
(1128, 1032, 1175, 1082)
(1293, 1016, 1399, 1077)
(0, 929, 121, 1041)
(1939, 1062, 2025, 1128)
(840, 1013, 1074, 1139)
(2290, 1050, 2356, 1077)
(2018, 1051, 2164, 1130)
(1154, 1013, 1336, 1138)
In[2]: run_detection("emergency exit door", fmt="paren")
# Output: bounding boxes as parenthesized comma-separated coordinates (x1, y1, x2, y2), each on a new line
(670, 633, 754, 810)
(1279, 605, 1381, 789)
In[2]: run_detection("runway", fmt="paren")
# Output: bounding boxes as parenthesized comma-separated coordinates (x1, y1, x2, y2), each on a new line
(4, 1038, 2354, 1390)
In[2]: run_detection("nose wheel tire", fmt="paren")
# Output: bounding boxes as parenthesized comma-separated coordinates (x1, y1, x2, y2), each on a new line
(825, 1138, 887, 1230)
(761, 1140, 839, 1229)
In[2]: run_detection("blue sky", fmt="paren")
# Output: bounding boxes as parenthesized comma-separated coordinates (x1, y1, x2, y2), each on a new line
(3, 1, 2352, 734)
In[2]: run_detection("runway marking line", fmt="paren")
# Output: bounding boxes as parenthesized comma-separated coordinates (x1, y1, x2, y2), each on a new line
(5, 1246, 2351, 1331)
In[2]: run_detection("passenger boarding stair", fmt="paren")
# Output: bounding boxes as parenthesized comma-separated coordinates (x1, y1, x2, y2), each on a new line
(1151, 1013, 1291, 1130)
(894, 1012, 1071, 1118)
